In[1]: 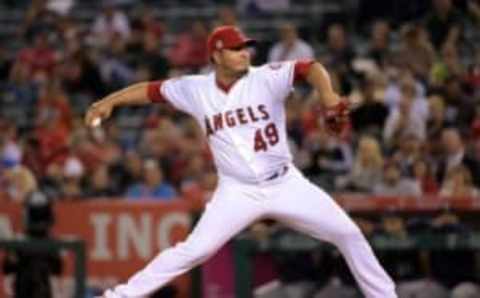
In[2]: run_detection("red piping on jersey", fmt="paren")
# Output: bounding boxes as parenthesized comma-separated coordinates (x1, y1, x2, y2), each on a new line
(148, 60, 314, 102)
(294, 59, 315, 82)
(147, 80, 166, 103)
(215, 76, 239, 94)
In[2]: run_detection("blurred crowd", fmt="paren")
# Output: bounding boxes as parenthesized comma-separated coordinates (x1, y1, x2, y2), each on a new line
(0, 0, 480, 206)
(249, 210, 480, 298)
(0, 1, 479, 298)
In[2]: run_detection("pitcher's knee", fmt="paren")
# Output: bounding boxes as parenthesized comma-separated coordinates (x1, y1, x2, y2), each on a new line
(331, 224, 363, 245)
(174, 240, 217, 266)
(193, 244, 217, 264)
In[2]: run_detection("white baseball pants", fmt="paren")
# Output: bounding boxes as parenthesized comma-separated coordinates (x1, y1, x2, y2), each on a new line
(105, 166, 397, 298)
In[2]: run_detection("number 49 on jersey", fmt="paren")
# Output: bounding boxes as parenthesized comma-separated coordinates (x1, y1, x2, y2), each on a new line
(254, 122, 279, 152)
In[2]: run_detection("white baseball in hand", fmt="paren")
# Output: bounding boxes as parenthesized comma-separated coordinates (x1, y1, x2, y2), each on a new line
(92, 117, 102, 127)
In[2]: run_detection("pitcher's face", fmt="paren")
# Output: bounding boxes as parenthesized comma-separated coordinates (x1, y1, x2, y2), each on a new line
(214, 45, 251, 75)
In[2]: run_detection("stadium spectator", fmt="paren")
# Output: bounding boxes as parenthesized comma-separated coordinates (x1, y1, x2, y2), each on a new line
(129, 7, 165, 44)
(373, 162, 421, 196)
(391, 134, 423, 177)
(436, 128, 480, 187)
(383, 74, 429, 121)
(215, 6, 239, 27)
(429, 211, 476, 290)
(19, 0, 58, 41)
(322, 23, 354, 79)
(167, 20, 209, 70)
(267, 22, 314, 62)
(2, 165, 38, 203)
(72, 126, 122, 173)
(439, 165, 479, 197)
(302, 128, 353, 191)
(427, 95, 449, 141)
(60, 47, 106, 97)
(468, 0, 480, 23)
(366, 20, 392, 68)
(38, 162, 63, 200)
(350, 76, 389, 136)
(383, 78, 427, 147)
(110, 150, 144, 194)
(10, 30, 58, 83)
(395, 23, 435, 81)
(138, 126, 174, 174)
(86, 164, 118, 197)
(412, 159, 439, 194)
(126, 159, 177, 200)
(0, 123, 21, 170)
(3, 68, 37, 120)
(126, 7, 168, 80)
(181, 169, 217, 209)
(36, 79, 72, 134)
(56, 15, 81, 44)
(129, 30, 170, 80)
(431, 45, 463, 88)
(91, 2, 131, 47)
(440, 75, 474, 131)
(180, 155, 208, 189)
(425, 0, 463, 50)
(337, 135, 384, 193)
(34, 105, 70, 169)
(60, 155, 85, 199)
(98, 33, 135, 90)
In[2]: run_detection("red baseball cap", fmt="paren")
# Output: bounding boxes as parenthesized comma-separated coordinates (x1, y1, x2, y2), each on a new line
(207, 26, 256, 58)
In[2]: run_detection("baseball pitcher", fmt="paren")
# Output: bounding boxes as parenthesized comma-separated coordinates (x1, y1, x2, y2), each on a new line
(85, 26, 397, 298)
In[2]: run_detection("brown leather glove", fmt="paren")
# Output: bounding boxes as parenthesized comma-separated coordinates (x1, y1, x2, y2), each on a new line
(322, 99, 351, 135)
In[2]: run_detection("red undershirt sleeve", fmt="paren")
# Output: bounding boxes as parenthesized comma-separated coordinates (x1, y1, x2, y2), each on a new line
(293, 59, 315, 82)
(147, 80, 166, 103)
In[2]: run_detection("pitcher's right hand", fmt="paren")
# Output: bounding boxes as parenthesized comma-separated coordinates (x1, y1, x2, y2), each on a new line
(85, 99, 114, 128)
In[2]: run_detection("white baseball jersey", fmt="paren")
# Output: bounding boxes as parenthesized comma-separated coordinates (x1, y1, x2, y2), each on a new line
(149, 61, 304, 183)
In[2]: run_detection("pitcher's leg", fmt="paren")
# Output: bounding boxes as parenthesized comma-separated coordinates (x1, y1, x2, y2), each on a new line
(107, 186, 265, 298)
(267, 174, 397, 298)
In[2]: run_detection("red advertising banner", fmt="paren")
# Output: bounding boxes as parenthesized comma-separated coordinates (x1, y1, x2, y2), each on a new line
(0, 200, 194, 298)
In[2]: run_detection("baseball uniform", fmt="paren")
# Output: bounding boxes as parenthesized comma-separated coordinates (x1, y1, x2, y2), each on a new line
(102, 26, 397, 298)
(103, 60, 397, 298)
